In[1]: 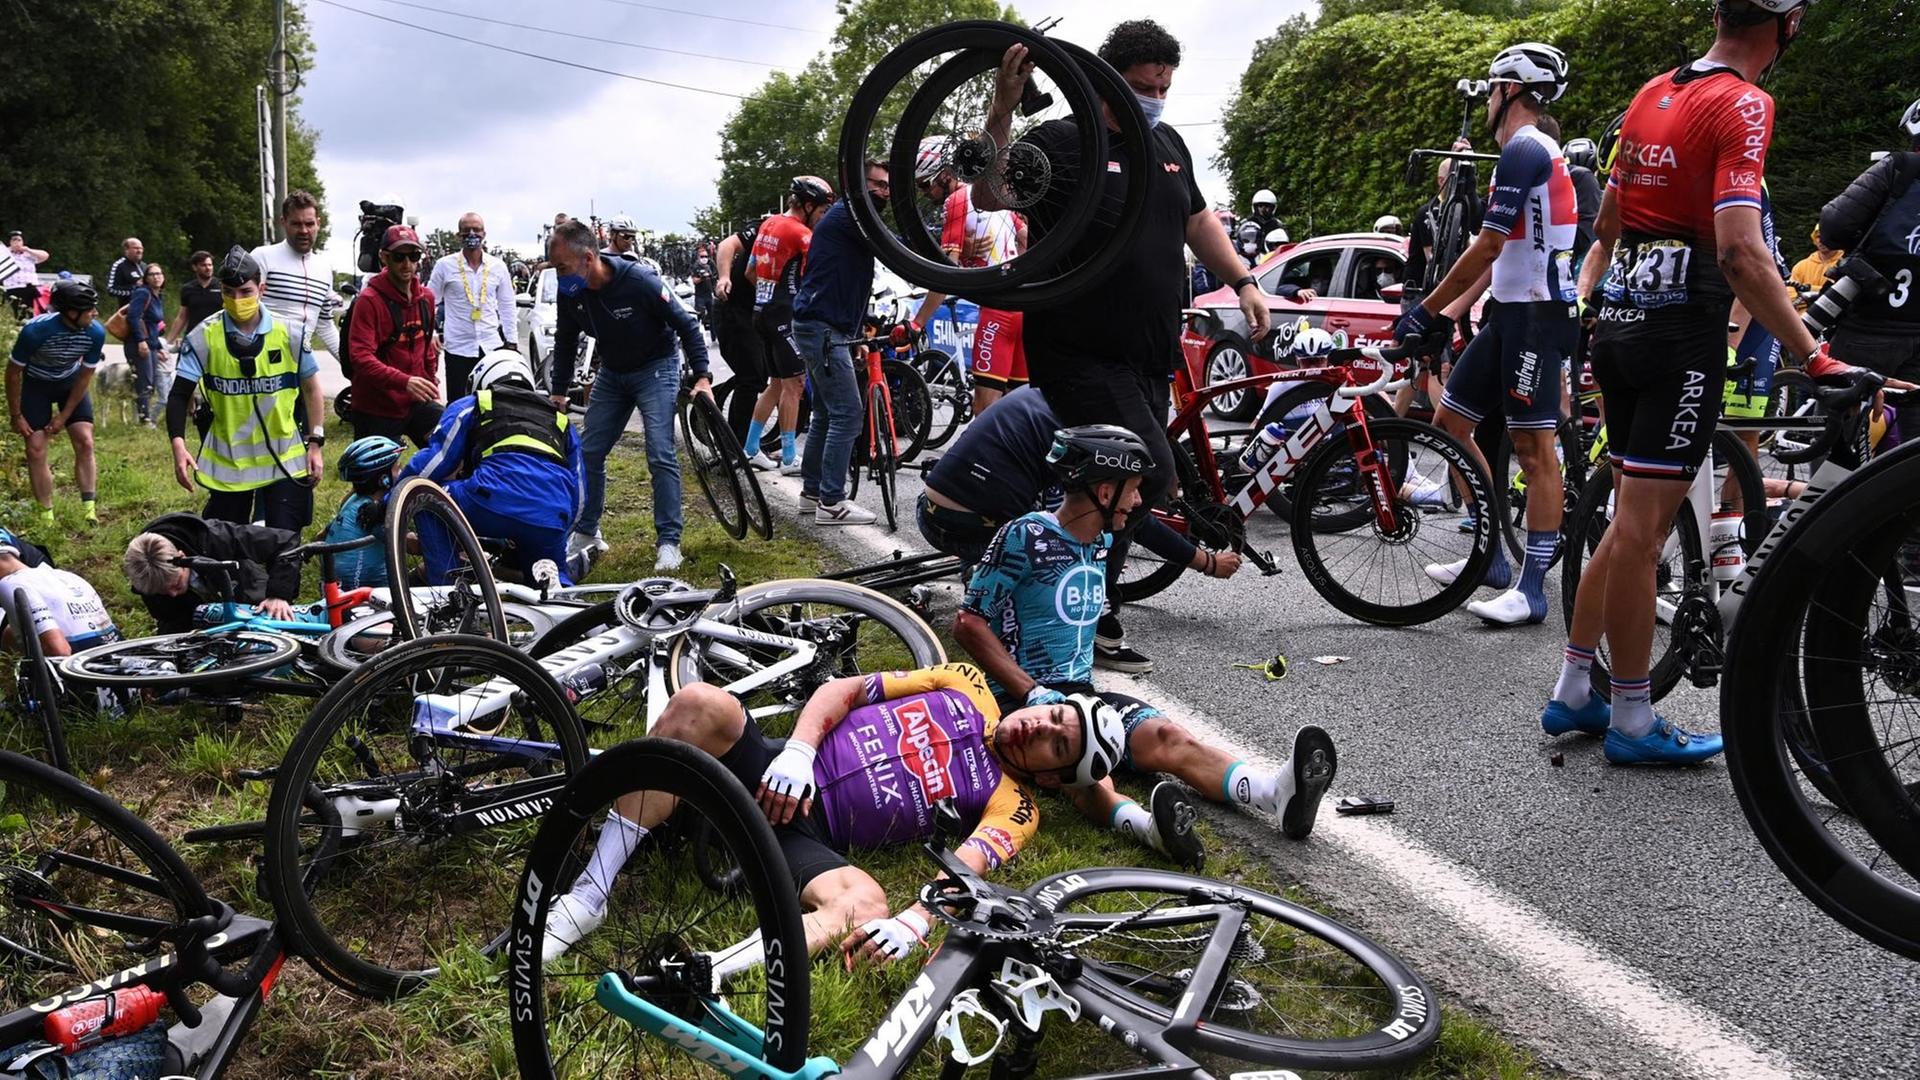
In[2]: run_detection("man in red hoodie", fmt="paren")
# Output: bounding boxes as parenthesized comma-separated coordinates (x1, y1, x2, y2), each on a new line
(346, 225, 443, 446)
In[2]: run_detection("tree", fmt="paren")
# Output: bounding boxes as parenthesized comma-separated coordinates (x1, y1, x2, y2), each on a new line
(0, 0, 324, 295)
(699, 0, 1016, 235)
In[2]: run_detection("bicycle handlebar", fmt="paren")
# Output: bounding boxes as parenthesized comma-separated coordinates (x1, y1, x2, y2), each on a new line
(1330, 336, 1428, 398)
(1771, 368, 1888, 465)
(285, 535, 378, 561)
(171, 556, 241, 574)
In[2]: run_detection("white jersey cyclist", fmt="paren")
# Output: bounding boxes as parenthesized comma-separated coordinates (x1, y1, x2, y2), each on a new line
(0, 564, 120, 649)
(250, 239, 341, 356)
(1480, 124, 1580, 304)
(941, 184, 1020, 269)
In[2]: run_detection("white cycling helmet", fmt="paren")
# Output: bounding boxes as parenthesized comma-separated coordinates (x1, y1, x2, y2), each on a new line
(1488, 42, 1569, 103)
(1286, 327, 1338, 363)
(1062, 693, 1128, 789)
(1903, 98, 1920, 145)
(472, 349, 536, 392)
(1723, 0, 1809, 11)
(608, 214, 637, 234)
(915, 136, 951, 182)
(1372, 215, 1404, 235)
(1251, 188, 1277, 209)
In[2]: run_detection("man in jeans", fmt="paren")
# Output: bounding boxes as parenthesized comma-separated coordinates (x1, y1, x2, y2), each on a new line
(790, 158, 891, 526)
(547, 219, 711, 573)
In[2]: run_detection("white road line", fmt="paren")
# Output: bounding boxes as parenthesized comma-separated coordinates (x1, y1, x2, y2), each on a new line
(757, 470, 1800, 1080)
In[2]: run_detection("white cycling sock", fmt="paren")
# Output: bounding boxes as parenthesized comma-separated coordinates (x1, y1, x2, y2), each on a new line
(709, 929, 765, 983)
(1610, 676, 1656, 738)
(1110, 800, 1164, 855)
(569, 810, 648, 914)
(1224, 761, 1288, 816)
(1553, 643, 1595, 709)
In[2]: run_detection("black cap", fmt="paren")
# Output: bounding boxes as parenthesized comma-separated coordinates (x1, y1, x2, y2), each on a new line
(218, 245, 262, 287)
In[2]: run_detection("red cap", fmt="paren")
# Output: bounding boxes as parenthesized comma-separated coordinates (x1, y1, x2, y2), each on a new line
(381, 224, 424, 252)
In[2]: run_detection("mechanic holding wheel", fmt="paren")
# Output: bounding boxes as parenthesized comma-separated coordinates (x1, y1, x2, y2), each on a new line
(973, 19, 1269, 674)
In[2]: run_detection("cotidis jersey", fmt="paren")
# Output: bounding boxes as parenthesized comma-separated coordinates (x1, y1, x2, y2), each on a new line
(1481, 125, 1579, 303)
(941, 186, 1020, 268)
(812, 664, 1039, 870)
(751, 214, 811, 310)
(0, 565, 120, 648)
(1604, 63, 1774, 309)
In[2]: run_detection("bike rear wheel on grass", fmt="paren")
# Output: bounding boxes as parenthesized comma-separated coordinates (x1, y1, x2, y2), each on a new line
(1724, 443, 1920, 960)
(61, 631, 302, 690)
(682, 390, 773, 541)
(384, 477, 509, 643)
(0, 749, 217, 999)
(1034, 866, 1441, 1071)
(10, 588, 69, 774)
(508, 738, 811, 1078)
(1289, 418, 1495, 626)
(263, 635, 589, 999)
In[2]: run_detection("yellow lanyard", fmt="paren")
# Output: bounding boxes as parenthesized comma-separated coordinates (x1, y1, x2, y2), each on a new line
(458, 257, 490, 322)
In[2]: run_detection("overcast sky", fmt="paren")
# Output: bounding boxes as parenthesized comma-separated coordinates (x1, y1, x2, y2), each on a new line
(303, 0, 1317, 271)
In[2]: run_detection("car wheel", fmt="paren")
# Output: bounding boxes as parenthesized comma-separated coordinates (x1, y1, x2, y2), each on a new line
(1205, 340, 1259, 422)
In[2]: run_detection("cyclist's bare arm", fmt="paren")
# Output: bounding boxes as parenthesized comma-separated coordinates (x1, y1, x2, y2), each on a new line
(1439, 266, 1492, 321)
(972, 43, 1033, 213)
(951, 608, 1037, 701)
(1718, 207, 1820, 362)
(909, 290, 950, 330)
(1577, 188, 1621, 301)
(714, 234, 742, 303)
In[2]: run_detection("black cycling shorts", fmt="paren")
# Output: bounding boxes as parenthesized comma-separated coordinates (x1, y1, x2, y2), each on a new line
(1590, 300, 1728, 480)
(717, 303, 767, 391)
(715, 716, 848, 892)
(19, 374, 93, 429)
(755, 307, 806, 380)
(1439, 299, 1577, 431)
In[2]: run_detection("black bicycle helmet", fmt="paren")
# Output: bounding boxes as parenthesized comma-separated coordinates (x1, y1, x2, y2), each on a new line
(1047, 425, 1150, 490)
(1563, 137, 1599, 173)
(49, 279, 98, 313)
(217, 245, 262, 287)
(790, 175, 834, 205)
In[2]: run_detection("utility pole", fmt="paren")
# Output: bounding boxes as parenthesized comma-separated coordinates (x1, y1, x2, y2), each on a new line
(269, 0, 290, 239)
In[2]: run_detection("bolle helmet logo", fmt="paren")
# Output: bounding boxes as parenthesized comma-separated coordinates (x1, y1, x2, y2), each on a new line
(1091, 450, 1141, 472)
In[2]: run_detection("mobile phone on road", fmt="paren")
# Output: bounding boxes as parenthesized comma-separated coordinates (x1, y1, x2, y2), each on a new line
(1335, 795, 1395, 816)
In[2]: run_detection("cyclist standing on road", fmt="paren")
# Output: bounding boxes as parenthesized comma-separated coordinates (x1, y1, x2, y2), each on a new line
(1816, 99, 1920, 436)
(952, 426, 1333, 867)
(252, 192, 341, 363)
(1547, 0, 1835, 766)
(713, 219, 768, 442)
(166, 246, 328, 533)
(8, 279, 104, 526)
(742, 177, 834, 476)
(1399, 42, 1580, 627)
(910, 136, 1028, 415)
(976, 19, 1271, 674)
(548, 218, 712, 573)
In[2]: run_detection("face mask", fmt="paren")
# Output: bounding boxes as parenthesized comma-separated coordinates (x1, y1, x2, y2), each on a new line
(1377, 272, 1398, 290)
(223, 295, 260, 321)
(1135, 92, 1165, 128)
(556, 274, 587, 297)
(462, 232, 485, 249)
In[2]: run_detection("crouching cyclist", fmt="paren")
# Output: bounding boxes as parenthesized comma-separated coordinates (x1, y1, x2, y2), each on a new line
(123, 514, 302, 634)
(954, 425, 1337, 866)
(395, 349, 585, 585)
(539, 662, 1168, 970)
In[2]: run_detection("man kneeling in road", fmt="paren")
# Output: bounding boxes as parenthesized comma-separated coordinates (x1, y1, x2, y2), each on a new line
(540, 662, 1178, 970)
(953, 425, 1338, 865)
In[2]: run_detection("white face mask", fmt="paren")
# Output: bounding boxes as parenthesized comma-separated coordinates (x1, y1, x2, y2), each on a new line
(1135, 92, 1165, 128)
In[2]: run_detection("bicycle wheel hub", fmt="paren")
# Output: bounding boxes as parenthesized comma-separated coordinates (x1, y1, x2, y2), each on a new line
(986, 142, 1052, 209)
(1867, 623, 1920, 695)
(1372, 499, 1421, 545)
(633, 933, 716, 1023)
(949, 132, 998, 181)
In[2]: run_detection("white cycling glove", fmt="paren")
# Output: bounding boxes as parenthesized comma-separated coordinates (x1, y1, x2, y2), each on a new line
(857, 909, 931, 961)
(1025, 685, 1066, 707)
(761, 741, 818, 805)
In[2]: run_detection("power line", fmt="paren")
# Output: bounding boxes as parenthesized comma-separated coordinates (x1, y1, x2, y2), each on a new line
(312, 0, 793, 105)
(363, 0, 788, 68)
(591, 0, 827, 34)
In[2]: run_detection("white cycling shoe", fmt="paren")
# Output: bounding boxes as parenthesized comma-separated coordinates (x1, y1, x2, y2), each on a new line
(1424, 557, 1470, 585)
(541, 891, 607, 963)
(1466, 587, 1546, 626)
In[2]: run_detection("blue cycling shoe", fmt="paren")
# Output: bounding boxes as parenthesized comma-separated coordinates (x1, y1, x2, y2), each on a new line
(1603, 717, 1724, 766)
(1541, 696, 1610, 736)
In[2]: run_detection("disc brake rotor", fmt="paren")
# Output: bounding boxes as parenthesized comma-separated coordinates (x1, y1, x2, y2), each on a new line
(1866, 622, 1920, 696)
(984, 142, 1053, 209)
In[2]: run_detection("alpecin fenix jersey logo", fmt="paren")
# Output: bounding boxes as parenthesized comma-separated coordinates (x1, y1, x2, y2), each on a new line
(895, 697, 955, 802)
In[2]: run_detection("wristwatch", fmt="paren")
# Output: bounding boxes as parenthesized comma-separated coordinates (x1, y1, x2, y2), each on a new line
(1231, 275, 1259, 293)
(306, 427, 326, 446)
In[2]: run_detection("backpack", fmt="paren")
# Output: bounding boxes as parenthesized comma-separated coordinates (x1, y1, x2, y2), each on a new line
(337, 291, 432, 379)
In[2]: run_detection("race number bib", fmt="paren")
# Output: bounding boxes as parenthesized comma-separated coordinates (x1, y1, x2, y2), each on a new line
(1603, 240, 1694, 309)
(755, 277, 775, 305)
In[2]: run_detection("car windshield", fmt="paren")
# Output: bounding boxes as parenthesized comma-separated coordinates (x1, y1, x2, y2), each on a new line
(538, 269, 557, 304)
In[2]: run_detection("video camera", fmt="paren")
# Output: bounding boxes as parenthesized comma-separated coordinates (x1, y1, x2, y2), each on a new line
(355, 200, 405, 274)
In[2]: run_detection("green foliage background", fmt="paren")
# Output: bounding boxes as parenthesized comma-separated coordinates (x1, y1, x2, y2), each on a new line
(0, 0, 325, 296)
(1216, 0, 1919, 246)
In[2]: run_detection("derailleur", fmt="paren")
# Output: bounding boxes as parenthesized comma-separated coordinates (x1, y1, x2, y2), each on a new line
(1673, 594, 1726, 688)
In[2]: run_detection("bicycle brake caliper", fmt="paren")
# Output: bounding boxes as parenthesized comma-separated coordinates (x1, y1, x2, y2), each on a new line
(990, 957, 1080, 1033)
(935, 988, 1006, 1066)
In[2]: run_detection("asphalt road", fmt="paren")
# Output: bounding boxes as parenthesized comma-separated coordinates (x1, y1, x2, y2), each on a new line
(739, 403, 1919, 1080)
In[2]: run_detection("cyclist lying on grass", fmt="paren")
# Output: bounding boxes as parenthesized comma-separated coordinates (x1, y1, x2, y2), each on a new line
(540, 662, 1190, 971)
(0, 527, 120, 656)
(953, 425, 1337, 867)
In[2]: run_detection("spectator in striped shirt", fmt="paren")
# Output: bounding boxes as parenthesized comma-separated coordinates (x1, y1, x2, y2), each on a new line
(252, 190, 341, 361)
(4, 232, 48, 318)
(105, 238, 145, 310)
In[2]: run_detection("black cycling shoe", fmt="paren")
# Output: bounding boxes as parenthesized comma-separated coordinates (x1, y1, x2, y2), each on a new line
(1281, 725, 1338, 842)
(1149, 780, 1206, 871)
(1095, 636, 1154, 674)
